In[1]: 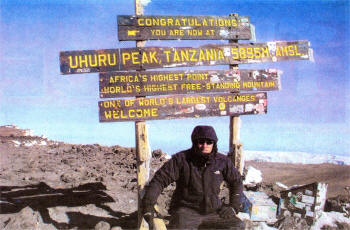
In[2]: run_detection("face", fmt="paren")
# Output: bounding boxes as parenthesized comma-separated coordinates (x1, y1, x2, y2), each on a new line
(196, 139, 214, 154)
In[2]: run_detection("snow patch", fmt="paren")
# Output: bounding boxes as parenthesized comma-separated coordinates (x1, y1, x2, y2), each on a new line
(244, 166, 262, 185)
(12, 140, 21, 147)
(311, 211, 350, 229)
(276, 182, 288, 189)
(24, 140, 47, 147)
(11, 139, 47, 147)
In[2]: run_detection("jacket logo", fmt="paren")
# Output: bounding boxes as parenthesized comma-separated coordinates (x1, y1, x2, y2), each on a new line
(214, 170, 220, 175)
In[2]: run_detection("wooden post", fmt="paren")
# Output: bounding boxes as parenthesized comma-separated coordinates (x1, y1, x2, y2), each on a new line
(136, 121, 151, 229)
(135, 1, 151, 229)
(228, 13, 244, 175)
(229, 116, 244, 174)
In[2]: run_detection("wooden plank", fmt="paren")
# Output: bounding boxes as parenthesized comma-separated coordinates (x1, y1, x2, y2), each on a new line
(118, 15, 253, 40)
(99, 69, 281, 98)
(60, 40, 312, 74)
(98, 92, 267, 122)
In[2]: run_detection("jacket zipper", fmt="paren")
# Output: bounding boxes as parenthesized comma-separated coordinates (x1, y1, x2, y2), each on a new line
(202, 162, 207, 213)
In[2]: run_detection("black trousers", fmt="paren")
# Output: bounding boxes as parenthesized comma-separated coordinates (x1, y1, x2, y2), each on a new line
(168, 207, 245, 230)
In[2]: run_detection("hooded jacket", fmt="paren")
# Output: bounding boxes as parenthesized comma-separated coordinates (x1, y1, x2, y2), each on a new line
(142, 126, 243, 214)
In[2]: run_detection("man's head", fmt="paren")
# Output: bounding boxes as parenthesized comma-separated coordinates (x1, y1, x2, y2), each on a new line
(191, 125, 218, 154)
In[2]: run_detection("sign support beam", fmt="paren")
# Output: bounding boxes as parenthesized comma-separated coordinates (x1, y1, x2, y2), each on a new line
(228, 14, 244, 176)
(134, 1, 151, 230)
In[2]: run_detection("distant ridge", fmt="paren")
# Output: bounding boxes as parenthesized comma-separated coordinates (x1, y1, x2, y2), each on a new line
(2, 124, 348, 165)
(244, 150, 350, 165)
(0, 125, 35, 137)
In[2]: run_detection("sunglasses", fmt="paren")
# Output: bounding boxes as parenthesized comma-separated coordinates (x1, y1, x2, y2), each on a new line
(197, 139, 214, 145)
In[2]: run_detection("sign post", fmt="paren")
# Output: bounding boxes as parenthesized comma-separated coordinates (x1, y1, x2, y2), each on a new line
(228, 13, 244, 175)
(134, 1, 151, 230)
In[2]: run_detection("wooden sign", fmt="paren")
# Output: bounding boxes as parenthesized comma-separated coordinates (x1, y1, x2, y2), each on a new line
(118, 15, 253, 40)
(60, 40, 312, 74)
(98, 92, 267, 122)
(99, 69, 281, 98)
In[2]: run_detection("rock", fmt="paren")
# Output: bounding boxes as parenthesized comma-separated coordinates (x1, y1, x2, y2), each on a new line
(48, 207, 69, 224)
(274, 215, 309, 230)
(95, 220, 110, 230)
(325, 194, 350, 215)
(3, 206, 56, 230)
(60, 172, 75, 183)
(111, 226, 122, 230)
(152, 149, 164, 158)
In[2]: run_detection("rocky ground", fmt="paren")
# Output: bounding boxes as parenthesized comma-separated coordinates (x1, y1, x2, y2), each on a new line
(0, 125, 349, 229)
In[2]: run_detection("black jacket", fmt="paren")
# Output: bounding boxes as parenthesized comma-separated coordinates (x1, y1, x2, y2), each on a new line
(143, 148, 243, 214)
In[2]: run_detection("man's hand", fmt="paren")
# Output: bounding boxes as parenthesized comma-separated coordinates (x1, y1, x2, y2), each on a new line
(218, 205, 237, 219)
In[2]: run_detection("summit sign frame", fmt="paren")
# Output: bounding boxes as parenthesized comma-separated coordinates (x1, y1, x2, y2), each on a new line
(118, 15, 254, 40)
(59, 8, 313, 230)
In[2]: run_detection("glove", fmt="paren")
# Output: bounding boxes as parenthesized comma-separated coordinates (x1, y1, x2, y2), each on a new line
(218, 205, 237, 219)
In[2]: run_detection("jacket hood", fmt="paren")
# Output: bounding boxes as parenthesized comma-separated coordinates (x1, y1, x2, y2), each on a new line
(191, 125, 218, 143)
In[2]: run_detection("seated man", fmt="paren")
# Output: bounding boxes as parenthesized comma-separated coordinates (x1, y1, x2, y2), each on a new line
(142, 125, 245, 229)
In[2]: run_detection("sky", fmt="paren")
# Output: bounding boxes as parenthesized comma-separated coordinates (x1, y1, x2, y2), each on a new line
(0, 0, 349, 156)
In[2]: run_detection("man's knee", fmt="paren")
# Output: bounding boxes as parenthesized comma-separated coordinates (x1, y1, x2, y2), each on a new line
(219, 216, 245, 230)
(199, 215, 245, 229)
(229, 217, 245, 229)
(168, 207, 201, 229)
